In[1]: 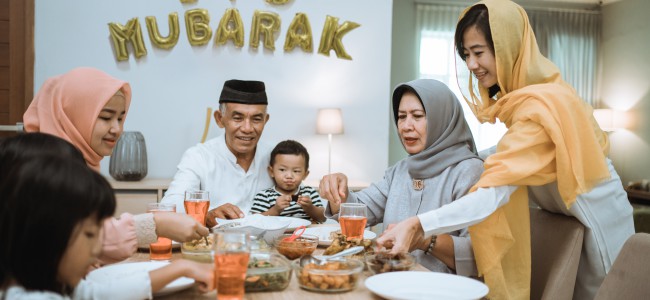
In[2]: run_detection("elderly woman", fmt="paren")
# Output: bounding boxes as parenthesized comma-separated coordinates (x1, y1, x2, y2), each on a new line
(23, 67, 209, 264)
(376, 1, 634, 299)
(320, 79, 483, 275)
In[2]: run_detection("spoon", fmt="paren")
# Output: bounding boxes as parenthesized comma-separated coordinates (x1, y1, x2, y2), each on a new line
(299, 246, 365, 267)
(282, 225, 306, 242)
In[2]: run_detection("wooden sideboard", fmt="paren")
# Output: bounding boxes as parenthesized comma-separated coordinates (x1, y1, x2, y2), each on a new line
(107, 178, 172, 216)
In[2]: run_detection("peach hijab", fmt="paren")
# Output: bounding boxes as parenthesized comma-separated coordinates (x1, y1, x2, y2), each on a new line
(457, 0, 610, 299)
(23, 67, 131, 170)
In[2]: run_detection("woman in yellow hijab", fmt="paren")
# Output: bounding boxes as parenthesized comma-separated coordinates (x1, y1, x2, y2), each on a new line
(376, 1, 634, 299)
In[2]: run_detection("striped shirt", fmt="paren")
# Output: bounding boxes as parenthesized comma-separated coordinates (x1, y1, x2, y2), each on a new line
(250, 185, 323, 221)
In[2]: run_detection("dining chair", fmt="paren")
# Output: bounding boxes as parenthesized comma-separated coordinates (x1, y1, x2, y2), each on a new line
(529, 207, 585, 300)
(594, 233, 650, 300)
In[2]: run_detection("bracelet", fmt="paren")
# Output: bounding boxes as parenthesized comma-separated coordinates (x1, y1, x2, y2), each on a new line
(425, 235, 437, 256)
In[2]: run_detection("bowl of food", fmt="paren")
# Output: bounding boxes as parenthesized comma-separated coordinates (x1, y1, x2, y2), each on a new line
(181, 235, 214, 263)
(292, 258, 364, 293)
(274, 234, 319, 260)
(245, 252, 292, 292)
(365, 252, 415, 275)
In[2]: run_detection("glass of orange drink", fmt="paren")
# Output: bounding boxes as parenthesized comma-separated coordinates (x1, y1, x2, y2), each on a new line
(213, 230, 250, 300)
(184, 190, 210, 226)
(147, 203, 176, 260)
(339, 203, 367, 240)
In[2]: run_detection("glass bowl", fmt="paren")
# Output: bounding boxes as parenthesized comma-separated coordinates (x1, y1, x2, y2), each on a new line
(245, 252, 292, 292)
(365, 252, 416, 275)
(274, 234, 319, 260)
(292, 258, 364, 293)
(180, 236, 214, 263)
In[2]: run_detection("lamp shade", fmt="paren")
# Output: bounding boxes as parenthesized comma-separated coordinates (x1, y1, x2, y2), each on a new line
(593, 109, 614, 131)
(316, 108, 344, 135)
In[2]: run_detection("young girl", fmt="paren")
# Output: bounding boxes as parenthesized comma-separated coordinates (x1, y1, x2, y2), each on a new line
(0, 133, 214, 299)
(377, 1, 634, 299)
(22, 67, 209, 264)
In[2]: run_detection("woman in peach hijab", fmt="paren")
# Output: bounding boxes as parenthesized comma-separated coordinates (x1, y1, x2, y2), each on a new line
(376, 1, 634, 299)
(23, 67, 209, 264)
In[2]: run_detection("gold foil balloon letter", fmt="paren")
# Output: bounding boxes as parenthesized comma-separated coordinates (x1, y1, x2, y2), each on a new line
(318, 15, 360, 60)
(284, 13, 313, 53)
(145, 13, 180, 50)
(185, 9, 212, 46)
(108, 18, 148, 61)
(215, 8, 245, 48)
(265, 0, 291, 4)
(250, 10, 281, 51)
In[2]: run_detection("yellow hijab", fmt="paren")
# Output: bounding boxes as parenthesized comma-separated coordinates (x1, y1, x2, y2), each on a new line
(457, 1, 610, 299)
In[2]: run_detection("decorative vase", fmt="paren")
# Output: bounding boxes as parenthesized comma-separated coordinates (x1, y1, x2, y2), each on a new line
(109, 131, 148, 181)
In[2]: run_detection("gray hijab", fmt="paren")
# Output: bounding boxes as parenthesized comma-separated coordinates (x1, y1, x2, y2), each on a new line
(392, 79, 479, 179)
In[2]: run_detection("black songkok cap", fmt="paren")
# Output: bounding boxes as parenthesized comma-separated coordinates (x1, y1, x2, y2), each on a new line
(219, 79, 268, 105)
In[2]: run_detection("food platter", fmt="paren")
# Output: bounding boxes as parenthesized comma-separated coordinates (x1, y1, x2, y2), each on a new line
(303, 226, 376, 246)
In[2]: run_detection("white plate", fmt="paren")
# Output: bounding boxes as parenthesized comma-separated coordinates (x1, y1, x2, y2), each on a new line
(303, 226, 377, 246)
(86, 261, 194, 296)
(266, 216, 312, 231)
(215, 215, 311, 232)
(365, 271, 489, 300)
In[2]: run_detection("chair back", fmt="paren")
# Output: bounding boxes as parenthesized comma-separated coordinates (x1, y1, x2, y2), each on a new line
(530, 207, 585, 300)
(594, 233, 650, 300)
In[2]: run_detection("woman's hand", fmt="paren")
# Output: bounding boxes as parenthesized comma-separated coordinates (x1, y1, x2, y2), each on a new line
(376, 216, 425, 254)
(180, 260, 215, 293)
(319, 173, 349, 205)
(154, 212, 209, 242)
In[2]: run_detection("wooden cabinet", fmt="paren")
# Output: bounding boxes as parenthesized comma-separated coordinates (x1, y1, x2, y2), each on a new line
(107, 178, 171, 216)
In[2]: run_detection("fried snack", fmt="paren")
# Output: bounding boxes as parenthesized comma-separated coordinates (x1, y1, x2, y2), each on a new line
(182, 235, 214, 251)
(323, 231, 373, 257)
(367, 251, 415, 274)
(297, 261, 361, 292)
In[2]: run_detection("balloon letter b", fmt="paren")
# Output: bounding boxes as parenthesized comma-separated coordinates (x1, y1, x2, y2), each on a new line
(250, 10, 281, 51)
(145, 13, 180, 50)
(284, 13, 313, 53)
(317, 15, 360, 60)
(108, 18, 148, 61)
(215, 8, 245, 48)
(185, 9, 212, 46)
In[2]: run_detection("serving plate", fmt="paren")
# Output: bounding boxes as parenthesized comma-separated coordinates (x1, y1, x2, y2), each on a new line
(214, 215, 310, 232)
(365, 271, 489, 300)
(87, 261, 193, 296)
(303, 226, 376, 246)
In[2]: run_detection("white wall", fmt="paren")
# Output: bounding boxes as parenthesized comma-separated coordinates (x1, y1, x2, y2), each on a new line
(601, 0, 650, 185)
(34, 0, 392, 184)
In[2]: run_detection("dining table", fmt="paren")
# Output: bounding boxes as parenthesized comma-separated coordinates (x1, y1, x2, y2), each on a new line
(124, 224, 430, 299)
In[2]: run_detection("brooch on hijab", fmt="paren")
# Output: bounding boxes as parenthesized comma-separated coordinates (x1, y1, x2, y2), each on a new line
(412, 179, 424, 191)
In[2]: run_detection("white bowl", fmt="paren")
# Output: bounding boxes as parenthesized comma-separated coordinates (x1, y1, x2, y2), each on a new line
(213, 214, 291, 244)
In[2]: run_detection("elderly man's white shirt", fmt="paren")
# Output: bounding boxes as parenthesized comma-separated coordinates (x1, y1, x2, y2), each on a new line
(161, 135, 274, 214)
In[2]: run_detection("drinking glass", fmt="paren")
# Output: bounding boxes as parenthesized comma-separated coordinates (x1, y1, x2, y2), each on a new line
(339, 203, 367, 240)
(147, 203, 176, 260)
(184, 190, 210, 226)
(213, 231, 251, 300)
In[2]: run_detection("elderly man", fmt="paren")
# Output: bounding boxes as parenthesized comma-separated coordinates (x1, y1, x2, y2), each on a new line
(161, 80, 273, 227)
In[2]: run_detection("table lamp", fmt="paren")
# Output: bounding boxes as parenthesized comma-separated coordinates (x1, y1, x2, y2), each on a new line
(316, 108, 344, 175)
